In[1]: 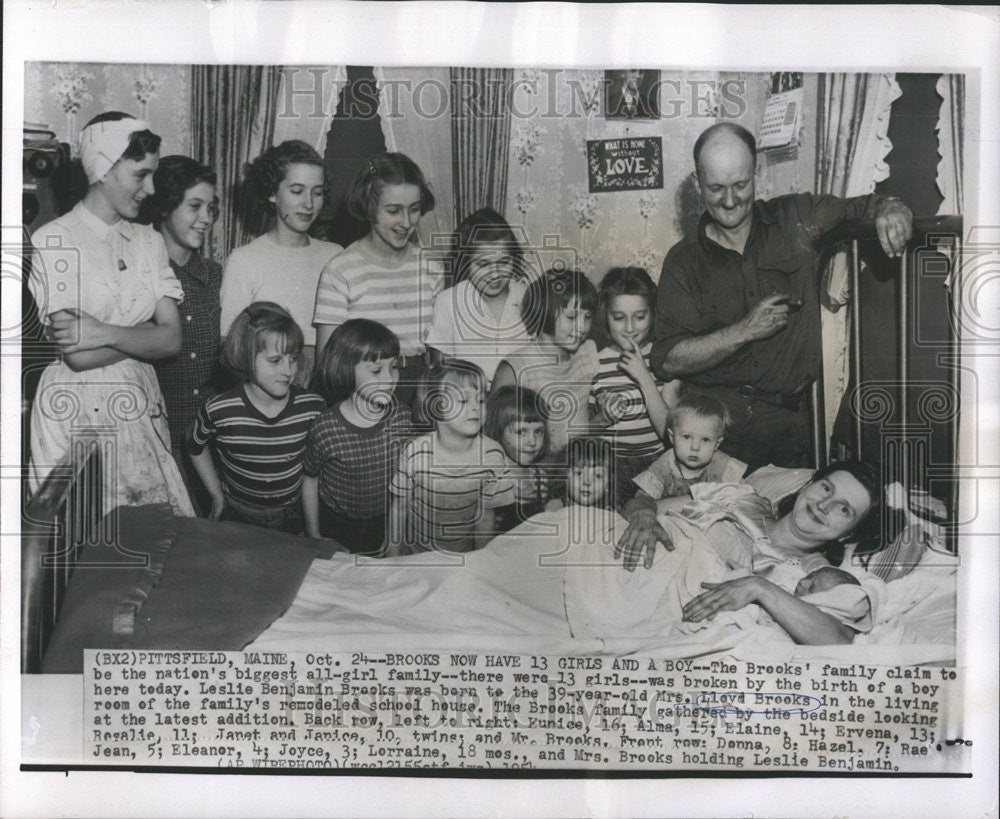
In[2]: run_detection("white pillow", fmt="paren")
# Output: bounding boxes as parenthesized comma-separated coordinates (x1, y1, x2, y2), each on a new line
(744, 464, 814, 503)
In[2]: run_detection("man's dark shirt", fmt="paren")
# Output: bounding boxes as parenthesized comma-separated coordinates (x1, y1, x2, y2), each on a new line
(651, 193, 884, 395)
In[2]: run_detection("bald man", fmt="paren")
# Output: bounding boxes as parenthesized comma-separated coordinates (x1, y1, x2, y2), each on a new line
(651, 123, 912, 470)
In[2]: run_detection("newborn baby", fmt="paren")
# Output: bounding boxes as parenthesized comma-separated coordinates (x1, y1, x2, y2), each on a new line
(794, 566, 861, 598)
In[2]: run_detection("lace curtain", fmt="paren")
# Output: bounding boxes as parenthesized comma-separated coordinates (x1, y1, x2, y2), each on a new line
(935, 74, 964, 216)
(373, 67, 456, 248)
(271, 66, 348, 155)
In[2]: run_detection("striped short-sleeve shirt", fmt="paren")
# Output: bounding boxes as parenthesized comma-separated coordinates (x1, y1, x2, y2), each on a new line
(312, 242, 442, 356)
(187, 385, 325, 508)
(590, 343, 667, 459)
(389, 433, 516, 552)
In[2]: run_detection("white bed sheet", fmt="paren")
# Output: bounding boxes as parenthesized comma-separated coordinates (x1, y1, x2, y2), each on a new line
(252, 505, 957, 665)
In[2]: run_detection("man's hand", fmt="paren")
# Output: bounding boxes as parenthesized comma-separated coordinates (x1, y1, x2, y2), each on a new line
(739, 294, 791, 343)
(614, 508, 673, 571)
(874, 197, 913, 258)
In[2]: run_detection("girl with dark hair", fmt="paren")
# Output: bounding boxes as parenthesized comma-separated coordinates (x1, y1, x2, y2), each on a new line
(491, 268, 600, 456)
(590, 266, 682, 502)
(313, 153, 442, 406)
(426, 207, 531, 385)
(302, 319, 417, 553)
(220, 140, 342, 387)
(139, 155, 222, 509)
(27, 111, 194, 516)
(486, 385, 554, 532)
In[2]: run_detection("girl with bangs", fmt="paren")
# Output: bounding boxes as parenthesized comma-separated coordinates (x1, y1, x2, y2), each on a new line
(302, 319, 417, 553)
(491, 268, 601, 456)
(187, 302, 324, 533)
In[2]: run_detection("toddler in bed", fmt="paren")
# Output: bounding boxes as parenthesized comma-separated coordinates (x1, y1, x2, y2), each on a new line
(630, 393, 747, 513)
(486, 385, 559, 533)
(387, 359, 515, 554)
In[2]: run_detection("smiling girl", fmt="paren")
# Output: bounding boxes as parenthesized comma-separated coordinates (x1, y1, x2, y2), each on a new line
(139, 156, 221, 508)
(27, 112, 193, 516)
(302, 319, 417, 553)
(426, 207, 531, 386)
(313, 153, 442, 406)
(491, 268, 600, 457)
(590, 267, 681, 501)
(220, 141, 342, 386)
(387, 360, 514, 555)
(187, 302, 324, 532)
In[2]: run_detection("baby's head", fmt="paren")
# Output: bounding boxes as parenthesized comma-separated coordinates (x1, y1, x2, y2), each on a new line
(485, 386, 549, 466)
(566, 437, 615, 508)
(668, 393, 729, 474)
(794, 566, 860, 598)
(417, 359, 487, 437)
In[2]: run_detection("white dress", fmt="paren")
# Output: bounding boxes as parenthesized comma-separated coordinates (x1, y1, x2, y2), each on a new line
(425, 279, 531, 384)
(28, 203, 195, 516)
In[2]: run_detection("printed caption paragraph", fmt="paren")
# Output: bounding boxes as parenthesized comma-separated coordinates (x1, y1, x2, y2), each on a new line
(84, 650, 966, 771)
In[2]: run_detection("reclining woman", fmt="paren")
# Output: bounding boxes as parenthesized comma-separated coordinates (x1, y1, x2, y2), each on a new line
(252, 460, 886, 653)
(609, 459, 884, 645)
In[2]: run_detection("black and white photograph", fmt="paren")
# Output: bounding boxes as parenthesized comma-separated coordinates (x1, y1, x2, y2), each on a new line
(3, 3, 998, 817)
(604, 69, 661, 120)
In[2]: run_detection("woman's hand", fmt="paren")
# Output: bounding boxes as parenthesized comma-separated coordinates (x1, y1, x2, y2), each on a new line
(615, 505, 673, 571)
(48, 308, 111, 353)
(682, 577, 764, 622)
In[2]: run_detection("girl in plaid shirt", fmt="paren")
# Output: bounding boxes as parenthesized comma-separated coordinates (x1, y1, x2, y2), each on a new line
(303, 319, 417, 553)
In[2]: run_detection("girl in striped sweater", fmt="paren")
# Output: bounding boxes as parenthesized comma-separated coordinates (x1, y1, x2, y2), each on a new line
(313, 153, 441, 407)
(589, 267, 681, 506)
(188, 302, 324, 533)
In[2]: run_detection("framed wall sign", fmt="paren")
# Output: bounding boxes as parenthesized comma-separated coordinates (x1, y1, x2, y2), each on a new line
(587, 136, 663, 192)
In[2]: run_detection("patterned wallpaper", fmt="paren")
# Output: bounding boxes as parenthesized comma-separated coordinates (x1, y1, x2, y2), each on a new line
(503, 69, 816, 284)
(23, 62, 191, 156)
(20, 62, 816, 287)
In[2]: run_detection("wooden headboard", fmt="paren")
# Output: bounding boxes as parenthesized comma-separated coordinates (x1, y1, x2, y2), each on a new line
(21, 438, 104, 673)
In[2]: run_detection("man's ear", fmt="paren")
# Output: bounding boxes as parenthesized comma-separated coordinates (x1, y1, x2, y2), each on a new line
(691, 171, 702, 198)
